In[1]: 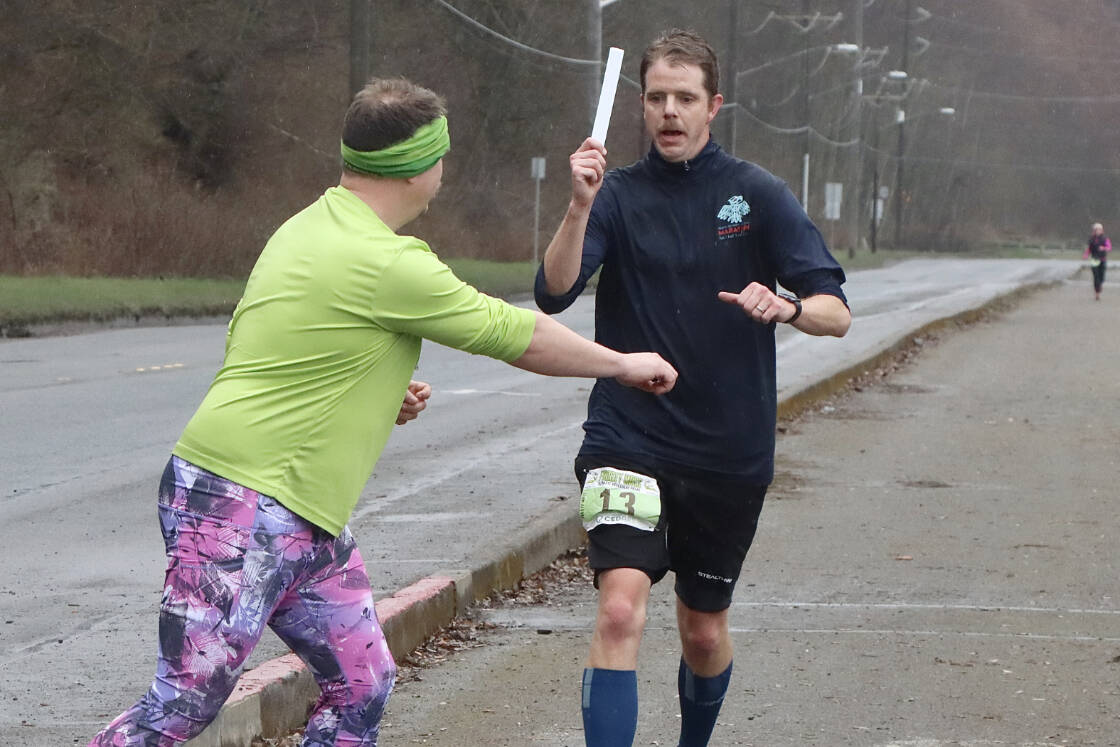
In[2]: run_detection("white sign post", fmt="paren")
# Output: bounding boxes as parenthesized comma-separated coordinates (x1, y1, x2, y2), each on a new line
(824, 182, 843, 250)
(531, 157, 546, 264)
(875, 185, 889, 225)
(824, 182, 843, 221)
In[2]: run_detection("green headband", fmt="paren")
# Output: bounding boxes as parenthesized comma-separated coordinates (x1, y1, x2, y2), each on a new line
(341, 116, 450, 178)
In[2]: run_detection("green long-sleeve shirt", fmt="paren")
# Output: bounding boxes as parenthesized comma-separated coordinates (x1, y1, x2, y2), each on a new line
(174, 186, 536, 534)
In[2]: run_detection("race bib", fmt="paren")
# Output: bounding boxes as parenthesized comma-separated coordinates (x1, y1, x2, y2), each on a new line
(1091, 258, 1102, 267)
(579, 467, 661, 532)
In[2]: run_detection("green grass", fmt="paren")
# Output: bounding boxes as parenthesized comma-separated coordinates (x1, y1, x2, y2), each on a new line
(0, 276, 248, 329)
(840, 245, 1079, 270)
(441, 258, 539, 299)
(0, 261, 542, 331)
(0, 247, 1081, 333)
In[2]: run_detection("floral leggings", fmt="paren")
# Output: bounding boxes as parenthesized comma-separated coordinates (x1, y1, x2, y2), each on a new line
(89, 457, 396, 746)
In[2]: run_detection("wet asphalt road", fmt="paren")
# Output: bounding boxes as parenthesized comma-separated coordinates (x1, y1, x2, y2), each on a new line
(378, 276, 1120, 746)
(0, 258, 1087, 745)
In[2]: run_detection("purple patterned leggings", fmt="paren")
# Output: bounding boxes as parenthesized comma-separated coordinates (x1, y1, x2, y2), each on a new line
(89, 457, 397, 746)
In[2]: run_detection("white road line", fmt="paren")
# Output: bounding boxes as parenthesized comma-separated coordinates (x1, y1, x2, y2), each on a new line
(351, 420, 581, 520)
(725, 627, 1120, 643)
(443, 388, 542, 397)
(479, 615, 1120, 643)
(876, 740, 1055, 747)
(731, 601, 1120, 615)
(374, 512, 475, 523)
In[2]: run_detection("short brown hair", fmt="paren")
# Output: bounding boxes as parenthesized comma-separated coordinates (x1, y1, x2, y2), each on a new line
(341, 77, 447, 154)
(640, 29, 720, 99)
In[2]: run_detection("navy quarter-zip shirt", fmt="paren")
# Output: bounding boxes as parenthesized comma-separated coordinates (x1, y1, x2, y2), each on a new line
(535, 140, 847, 484)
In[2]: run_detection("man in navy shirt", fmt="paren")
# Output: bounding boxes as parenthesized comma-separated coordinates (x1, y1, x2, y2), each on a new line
(535, 30, 851, 747)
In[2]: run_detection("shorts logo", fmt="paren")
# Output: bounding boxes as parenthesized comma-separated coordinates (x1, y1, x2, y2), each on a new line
(696, 570, 733, 584)
(717, 195, 751, 240)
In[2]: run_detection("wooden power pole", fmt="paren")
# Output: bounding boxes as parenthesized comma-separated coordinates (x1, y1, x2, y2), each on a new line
(350, 0, 372, 96)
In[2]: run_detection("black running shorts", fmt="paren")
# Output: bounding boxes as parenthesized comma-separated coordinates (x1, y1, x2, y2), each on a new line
(574, 454, 768, 613)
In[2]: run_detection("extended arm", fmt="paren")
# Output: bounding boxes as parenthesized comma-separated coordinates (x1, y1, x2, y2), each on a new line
(511, 312, 677, 394)
(372, 238, 675, 392)
(718, 283, 851, 337)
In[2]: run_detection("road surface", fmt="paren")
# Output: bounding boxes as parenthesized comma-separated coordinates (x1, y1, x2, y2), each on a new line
(0, 258, 1078, 745)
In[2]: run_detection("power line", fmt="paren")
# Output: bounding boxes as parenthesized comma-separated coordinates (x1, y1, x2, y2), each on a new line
(434, 1, 650, 96)
(735, 106, 860, 148)
(734, 44, 853, 83)
(430, 1, 645, 93)
(922, 3, 1098, 40)
(864, 149, 1120, 175)
(926, 38, 1120, 65)
(742, 10, 844, 35)
(808, 73, 1120, 106)
(433, 0, 598, 67)
(922, 80, 1120, 104)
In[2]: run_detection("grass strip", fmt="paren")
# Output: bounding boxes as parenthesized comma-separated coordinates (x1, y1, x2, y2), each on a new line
(4, 248, 1064, 332)
(0, 260, 541, 330)
(0, 276, 246, 328)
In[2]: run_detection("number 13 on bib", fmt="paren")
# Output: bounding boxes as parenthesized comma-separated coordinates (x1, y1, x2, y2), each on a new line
(579, 467, 662, 532)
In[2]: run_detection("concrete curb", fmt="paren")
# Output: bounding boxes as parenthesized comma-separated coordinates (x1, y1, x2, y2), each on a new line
(187, 502, 585, 746)
(186, 273, 1071, 745)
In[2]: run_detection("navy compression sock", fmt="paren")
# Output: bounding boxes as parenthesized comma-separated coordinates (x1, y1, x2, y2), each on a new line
(581, 667, 638, 747)
(677, 658, 733, 747)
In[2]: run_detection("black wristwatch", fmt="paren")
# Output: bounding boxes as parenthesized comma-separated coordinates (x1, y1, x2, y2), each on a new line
(778, 293, 802, 323)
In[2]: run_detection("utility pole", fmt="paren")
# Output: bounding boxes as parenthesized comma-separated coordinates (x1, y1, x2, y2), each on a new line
(800, 0, 811, 210)
(727, 0, 740, 156)
(893, 0, 912, 248)
(848, 0, 863, 254)
(870, 116, 880, 252)
(349, 0, 372, 96)
(590, 0, 603, 133)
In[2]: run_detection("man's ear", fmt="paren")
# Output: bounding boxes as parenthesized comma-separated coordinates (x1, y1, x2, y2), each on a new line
(707, 93, 724, 124)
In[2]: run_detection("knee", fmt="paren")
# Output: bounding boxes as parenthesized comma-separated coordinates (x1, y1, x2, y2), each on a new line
(319, 662, 396, 711)
(679, 616, 726, 662)
(596, 593, 647, 644)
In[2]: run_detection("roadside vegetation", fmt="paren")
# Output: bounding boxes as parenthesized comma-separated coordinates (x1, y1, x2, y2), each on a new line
(0, 246, 1080, 336)
(0, 258, 540, 334)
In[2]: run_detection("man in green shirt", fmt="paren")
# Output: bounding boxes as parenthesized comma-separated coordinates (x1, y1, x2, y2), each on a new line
(90, 77, 677, 747)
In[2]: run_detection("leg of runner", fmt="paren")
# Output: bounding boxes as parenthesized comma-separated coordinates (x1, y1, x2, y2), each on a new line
(89, 460, 305, 745)
(268, 529, 396, 746)
(676, 603, 733, 747)
(582, 567, 651, 747)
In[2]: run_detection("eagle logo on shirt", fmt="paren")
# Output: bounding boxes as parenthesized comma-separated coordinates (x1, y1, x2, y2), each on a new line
(717, 195, 751, 224)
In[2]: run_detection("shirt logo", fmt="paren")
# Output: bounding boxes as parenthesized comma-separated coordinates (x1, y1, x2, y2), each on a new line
(717, 195, 750, 224)
(717, 195, 751, 240)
